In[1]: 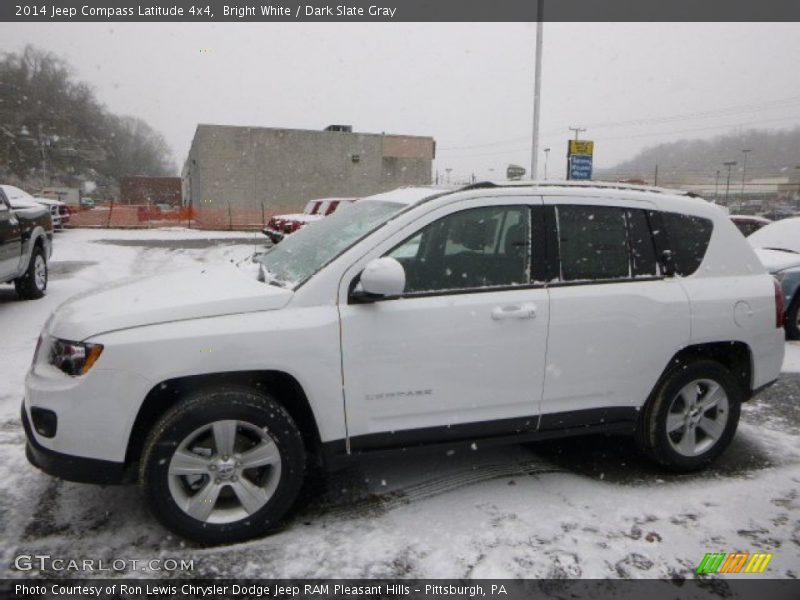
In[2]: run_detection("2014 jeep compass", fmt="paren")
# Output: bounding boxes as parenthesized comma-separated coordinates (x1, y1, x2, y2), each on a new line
(22, 182, 785, 544)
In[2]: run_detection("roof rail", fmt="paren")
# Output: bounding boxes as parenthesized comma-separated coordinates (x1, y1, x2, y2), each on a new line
(456, 180, 698, 198)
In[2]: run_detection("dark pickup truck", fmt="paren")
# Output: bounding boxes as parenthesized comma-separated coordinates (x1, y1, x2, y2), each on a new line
(0, 186, 53, 299)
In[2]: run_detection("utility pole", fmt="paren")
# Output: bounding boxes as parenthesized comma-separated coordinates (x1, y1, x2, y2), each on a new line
(723, 161, 737, 207)
(714, 169, 720, 202)
(740, 148, 752, 211)
(37, 123, 47, 184)
(530, 0, 544, 181)
(654, 164, 659, 186)
(568, 126, 586, 141)
(543, 148, 550, 180)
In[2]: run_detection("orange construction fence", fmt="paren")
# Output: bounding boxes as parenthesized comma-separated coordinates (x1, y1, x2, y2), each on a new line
(66, 203, 297, 231)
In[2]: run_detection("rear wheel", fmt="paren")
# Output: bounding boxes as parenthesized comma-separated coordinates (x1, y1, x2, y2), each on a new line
(14, 245, 47, 300)
(141, 386, 306, 544)
(637, 360, 742, 472)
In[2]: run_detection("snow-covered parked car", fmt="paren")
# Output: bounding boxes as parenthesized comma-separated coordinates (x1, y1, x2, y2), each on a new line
(730, 214, 771, 237)
(263, 197, 356, 244)
(749, 216, 800, 339)
(0, 185, 53, 299)
(22, 181, 785, 544)
(33, 197, 70, 229)
(1, 185, 67, 230)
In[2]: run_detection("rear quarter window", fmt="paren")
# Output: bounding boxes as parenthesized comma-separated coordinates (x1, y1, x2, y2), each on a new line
(659, 212, 714, 276)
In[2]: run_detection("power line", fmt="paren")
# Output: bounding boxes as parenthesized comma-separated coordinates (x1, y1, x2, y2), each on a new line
(439, 114, 800, 158)
(438, 92, 800, 153)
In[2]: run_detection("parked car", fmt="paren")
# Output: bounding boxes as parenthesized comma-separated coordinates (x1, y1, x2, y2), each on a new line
(263, 197, 356, 244)
(32, 197, 71, 230)
(0, 185, 69, 230)
(23, 182, 784, 544)
(749, 216, 800, 339)
(0, 185, 53, 299)
(730, 214, 771, 237)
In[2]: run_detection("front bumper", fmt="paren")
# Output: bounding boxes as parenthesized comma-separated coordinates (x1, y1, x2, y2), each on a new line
(22, 402, 126, 484)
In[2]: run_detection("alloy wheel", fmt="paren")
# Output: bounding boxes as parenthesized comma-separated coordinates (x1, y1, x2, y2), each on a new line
(665, 378, 730, 457)
(167, 420, 282, 523)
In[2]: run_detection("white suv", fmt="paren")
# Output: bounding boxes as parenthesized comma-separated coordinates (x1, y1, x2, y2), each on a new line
(22, 182, 785, 544)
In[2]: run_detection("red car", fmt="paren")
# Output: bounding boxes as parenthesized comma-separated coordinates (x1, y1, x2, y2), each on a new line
(730, 215, 771, 237)
(263, 197, 356, 244)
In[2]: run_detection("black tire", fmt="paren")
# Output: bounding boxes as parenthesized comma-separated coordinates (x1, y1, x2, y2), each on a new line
(141, 386, 306, 545)
(14, 244, 47, 300)
(636, 360, 742, 472)
(786, 296, 800, 340)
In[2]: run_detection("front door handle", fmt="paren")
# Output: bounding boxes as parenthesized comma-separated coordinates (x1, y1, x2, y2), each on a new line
(491, 303, 537, 320)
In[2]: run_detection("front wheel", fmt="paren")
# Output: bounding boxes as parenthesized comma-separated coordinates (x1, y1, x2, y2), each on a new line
(14, 245, 47, 299)
(141, 386, 306, 544)
(637, 360, 742, 472)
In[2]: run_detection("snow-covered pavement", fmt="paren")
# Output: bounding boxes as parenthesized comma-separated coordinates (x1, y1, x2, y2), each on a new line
(1, 229, 798, 579)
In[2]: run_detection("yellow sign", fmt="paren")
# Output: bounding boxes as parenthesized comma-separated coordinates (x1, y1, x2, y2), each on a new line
(569, 140, 594, 156)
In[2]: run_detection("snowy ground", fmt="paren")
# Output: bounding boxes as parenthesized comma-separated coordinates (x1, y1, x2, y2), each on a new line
(1, 229, 798, 580)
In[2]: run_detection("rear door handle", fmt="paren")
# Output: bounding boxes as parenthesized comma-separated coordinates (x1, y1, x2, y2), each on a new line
(491, 303, 537, 320)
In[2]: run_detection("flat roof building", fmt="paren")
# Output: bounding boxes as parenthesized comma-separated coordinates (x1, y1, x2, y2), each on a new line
(182, 124, 435, 212)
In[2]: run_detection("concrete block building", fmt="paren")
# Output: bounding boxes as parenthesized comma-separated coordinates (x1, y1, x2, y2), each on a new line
(182, 124, 435, 211)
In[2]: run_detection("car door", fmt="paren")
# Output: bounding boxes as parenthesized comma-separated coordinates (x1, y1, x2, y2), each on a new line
(540, 196, 690, 429)
(338, 196, 550, 450)
(0, 192, 22, 280)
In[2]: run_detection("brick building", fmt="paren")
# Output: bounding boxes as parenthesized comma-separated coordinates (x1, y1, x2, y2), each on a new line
(120, 176, 182, 206)
(182, 124, 435, 211)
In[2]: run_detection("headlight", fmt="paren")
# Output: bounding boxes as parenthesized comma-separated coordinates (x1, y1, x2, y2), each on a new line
(35, 335, 104, 376)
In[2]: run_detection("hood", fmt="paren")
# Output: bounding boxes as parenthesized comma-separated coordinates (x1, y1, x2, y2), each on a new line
(753, 247, 800, 273)
(47, 266, 293, 341)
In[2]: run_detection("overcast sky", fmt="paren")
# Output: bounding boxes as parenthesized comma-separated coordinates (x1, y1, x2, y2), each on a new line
(3, 22, 800, 182)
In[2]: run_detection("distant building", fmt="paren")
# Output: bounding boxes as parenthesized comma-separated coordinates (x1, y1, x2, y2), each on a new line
(120, 176, 182, 206)
(40, 186, 81, 205)
(182, 124, 435, 211)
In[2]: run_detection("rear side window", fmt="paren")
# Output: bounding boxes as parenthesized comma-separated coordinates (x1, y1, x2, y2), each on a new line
(660, 212, 713, 276)
(556, 205, 629, 281)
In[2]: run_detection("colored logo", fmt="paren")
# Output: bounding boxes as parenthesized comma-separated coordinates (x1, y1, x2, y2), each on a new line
(696, 552, 773, 574)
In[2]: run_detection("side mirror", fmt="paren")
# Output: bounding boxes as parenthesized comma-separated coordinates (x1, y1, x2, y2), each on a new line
(351, 257, 406, 302)
(660, 249, 676, 277)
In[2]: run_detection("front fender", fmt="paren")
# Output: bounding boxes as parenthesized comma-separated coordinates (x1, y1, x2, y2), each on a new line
(16, 225, 50, 276)
(83, 307, 346, 444)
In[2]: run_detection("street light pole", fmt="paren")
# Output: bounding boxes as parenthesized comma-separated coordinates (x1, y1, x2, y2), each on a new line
(530, 0, 544, 180)
(740, 148, 752, 211)
(723, 161, 737, 207)
(714, 169, 720, 202)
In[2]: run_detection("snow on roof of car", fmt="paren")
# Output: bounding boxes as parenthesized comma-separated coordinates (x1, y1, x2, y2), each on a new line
(358, 181, 726, 219)
(748, 216, 800, 254)
(0, 184, 34, 200)
(358, 186, 457, 206)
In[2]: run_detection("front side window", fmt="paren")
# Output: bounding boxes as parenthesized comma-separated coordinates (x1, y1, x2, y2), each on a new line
(387, 205, 531, 294)
(556, 205, 630, 281)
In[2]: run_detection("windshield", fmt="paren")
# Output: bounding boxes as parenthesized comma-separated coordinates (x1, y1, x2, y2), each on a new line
(259, 200, 405, 288)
